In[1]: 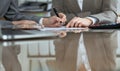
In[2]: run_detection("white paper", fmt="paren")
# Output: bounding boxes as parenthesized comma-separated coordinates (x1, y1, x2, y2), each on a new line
(40, 26, 86, 31)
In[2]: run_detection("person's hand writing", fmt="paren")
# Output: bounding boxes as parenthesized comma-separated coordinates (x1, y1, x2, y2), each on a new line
(58, 13, 67, 24)
(66, 17, 92, 28)
(43, 13, 66, 27)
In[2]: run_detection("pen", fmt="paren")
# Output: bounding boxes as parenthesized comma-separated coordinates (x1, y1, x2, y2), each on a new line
(53, 8, 64, 24)
(53, 8, 60, 17)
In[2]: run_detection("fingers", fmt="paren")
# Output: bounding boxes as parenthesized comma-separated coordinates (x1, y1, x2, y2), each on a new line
(22, 20, 37, 25)
(52, 16, 63, 26)
(55, 16, 63, 24)
(12, 20, 38, 29)
(66, 17, 82, 28)
(66, 17, 76, 27)
(58, 13, 67, 22)
(12, 20, 36, 25)
(66, 17, 92, 28)
(51, 16, 65, 27)
(43, 13, 67, 27)
(20, 20, 37, 29)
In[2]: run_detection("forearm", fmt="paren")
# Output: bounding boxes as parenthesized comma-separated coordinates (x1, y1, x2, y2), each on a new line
(90, 10, 117, 23)
(90, 0, 118, 24)
(4, 13, 41, 24)
(4, 0, 41, 23)
(0, 20, 12, 25)
(0, 20, 13, 29)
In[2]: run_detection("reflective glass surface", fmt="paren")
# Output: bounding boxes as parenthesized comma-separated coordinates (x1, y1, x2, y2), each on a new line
(0, 29, 120, 71)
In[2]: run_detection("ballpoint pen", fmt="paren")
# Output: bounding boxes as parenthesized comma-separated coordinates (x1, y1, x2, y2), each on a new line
(53, 8, 64, 24)
(53, 8, 60, 17)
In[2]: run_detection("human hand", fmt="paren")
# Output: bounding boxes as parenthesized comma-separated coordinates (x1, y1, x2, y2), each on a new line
(43, 13, 66, 27)
(66, 17, 92, 28)
(58, 13, 67, 23)
(12, 20, 38, 29)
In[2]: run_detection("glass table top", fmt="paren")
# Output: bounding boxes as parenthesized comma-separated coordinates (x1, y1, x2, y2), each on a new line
(0, 29, 120, 71)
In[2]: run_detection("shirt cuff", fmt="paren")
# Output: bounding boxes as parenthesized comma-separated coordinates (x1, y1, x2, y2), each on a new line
(38, 18, 44, 28)
(86, 17, 97, 25)
(39, 18, 44, 25)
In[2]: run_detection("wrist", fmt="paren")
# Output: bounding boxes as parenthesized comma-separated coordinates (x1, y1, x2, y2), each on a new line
(84, 18, 93, 25)
(43, 18, 49, 27)
(12, 21, 20, 25)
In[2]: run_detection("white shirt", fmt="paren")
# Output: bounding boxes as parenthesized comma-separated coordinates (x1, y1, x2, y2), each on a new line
(39, 18, 44, 25)
(78, 0, 83, 10)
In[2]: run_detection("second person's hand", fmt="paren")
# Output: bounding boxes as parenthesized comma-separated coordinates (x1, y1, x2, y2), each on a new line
(12, 20, 38, 29)
(66, 17, 92, 28)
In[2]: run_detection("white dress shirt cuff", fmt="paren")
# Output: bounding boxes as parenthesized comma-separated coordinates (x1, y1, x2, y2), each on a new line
(86, 17, 97, 25)
(39, 18, 44, 25)
(38, 18, 44, 28)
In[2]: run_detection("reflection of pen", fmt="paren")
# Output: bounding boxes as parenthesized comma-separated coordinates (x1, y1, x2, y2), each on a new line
(53, 8, 60, 17)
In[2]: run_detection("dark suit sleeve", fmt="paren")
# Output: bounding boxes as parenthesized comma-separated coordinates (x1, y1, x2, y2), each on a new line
(0, 20, 13, 28)
(4, 0, 41, 23)
(90, 0, 118, 23)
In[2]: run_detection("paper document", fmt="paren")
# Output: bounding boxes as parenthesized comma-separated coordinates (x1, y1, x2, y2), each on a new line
(40, 26, 86, 31)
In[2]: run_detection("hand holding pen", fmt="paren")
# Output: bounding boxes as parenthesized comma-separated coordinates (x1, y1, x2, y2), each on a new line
(41, 8, 66, 27)
(53, 8, 66, 25)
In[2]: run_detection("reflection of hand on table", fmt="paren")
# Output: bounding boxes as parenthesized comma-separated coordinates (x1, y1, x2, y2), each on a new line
(55, 28, 88, 38)
(56, 31, 67, 38)
(40, 26, 88, 38)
